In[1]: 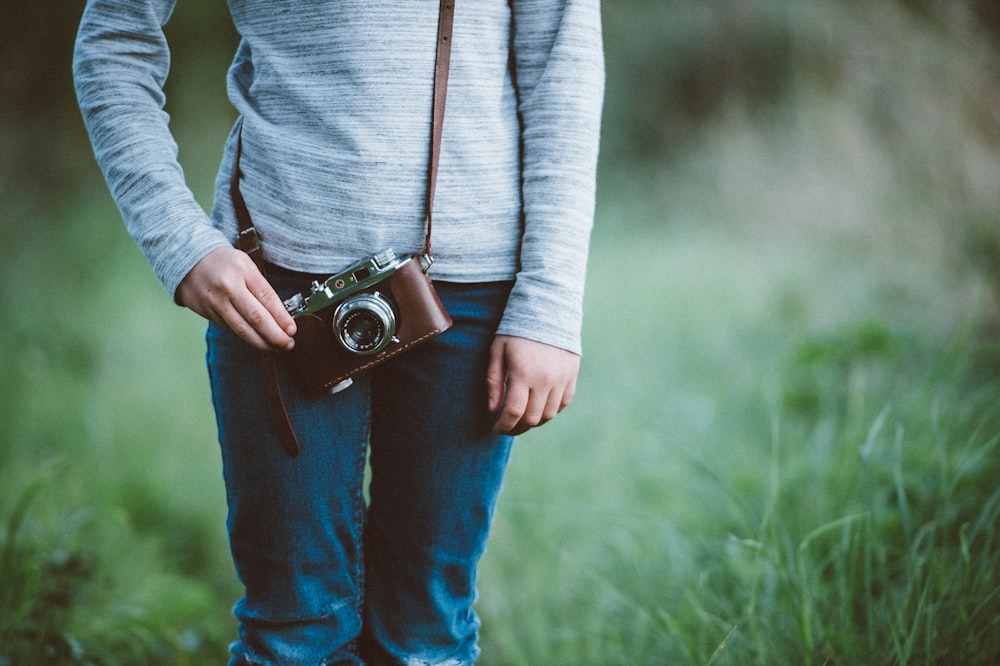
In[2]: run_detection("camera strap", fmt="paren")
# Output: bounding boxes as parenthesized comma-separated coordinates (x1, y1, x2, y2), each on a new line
(228, 0, 456, 457)
(229, 132, 300, 457)
(424, 0, 455, 260)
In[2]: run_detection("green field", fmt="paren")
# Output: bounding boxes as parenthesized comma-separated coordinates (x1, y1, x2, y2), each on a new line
(3, 1, 1000, 664)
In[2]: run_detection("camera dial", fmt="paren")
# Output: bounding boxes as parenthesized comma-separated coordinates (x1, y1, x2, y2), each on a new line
(333, 292, 398, 355)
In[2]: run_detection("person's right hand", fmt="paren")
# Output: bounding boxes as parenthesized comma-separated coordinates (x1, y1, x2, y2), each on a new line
(176, 246, 297, 352)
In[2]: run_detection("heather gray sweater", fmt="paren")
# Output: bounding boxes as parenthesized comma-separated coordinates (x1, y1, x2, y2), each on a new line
(73, 0, 604, 354)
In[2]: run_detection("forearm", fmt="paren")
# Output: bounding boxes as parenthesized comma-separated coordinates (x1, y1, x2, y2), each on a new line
(501, 0, 605, 355)
(73, 0, 230, 299)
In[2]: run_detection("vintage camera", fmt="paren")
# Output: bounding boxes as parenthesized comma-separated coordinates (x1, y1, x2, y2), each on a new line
(281, 249, 452, 394)
(283, 249, 408, 356)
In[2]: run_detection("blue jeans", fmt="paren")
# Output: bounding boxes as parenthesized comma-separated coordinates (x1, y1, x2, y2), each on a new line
(207, 272, 515, 666)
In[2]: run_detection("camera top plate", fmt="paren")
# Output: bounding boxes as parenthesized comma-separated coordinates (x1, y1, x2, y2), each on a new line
(283, 248, 409, 317)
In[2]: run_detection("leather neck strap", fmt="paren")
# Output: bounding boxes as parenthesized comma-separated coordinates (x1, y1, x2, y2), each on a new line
(232, 0, 455, 263)
(228, 1, 456, 457)
(424, 0, 455, 258)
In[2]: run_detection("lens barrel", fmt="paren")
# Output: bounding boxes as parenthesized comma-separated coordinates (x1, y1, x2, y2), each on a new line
(333, 293, 397, 355)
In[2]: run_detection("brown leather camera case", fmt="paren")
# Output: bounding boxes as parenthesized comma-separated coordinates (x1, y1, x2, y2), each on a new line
(284, 258, 453, 393)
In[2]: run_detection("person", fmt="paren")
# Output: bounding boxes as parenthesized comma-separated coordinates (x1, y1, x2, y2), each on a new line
(73, 0, 604, 663)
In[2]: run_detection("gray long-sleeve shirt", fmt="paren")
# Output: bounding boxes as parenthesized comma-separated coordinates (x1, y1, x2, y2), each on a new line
(73, 0, 604, 354)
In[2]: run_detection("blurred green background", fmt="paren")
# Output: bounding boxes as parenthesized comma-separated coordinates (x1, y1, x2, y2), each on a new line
(3, 1, 1000, 664)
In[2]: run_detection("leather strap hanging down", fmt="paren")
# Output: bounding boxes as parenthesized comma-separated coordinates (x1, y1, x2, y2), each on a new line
(424, 0, 455, 259)
(228, 134, 299, 457)
(229, 0, 456, 456)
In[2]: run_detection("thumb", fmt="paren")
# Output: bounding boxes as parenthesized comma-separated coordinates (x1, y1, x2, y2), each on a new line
(485, 337, 508, 413)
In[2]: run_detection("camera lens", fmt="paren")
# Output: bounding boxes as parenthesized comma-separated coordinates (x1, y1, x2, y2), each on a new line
(345, 313, 380, 347)
(333, 293, 397, 355)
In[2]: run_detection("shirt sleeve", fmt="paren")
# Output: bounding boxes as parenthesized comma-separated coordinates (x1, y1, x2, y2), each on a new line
(497, 0, 605, 355)
(73, 0, 232, 300)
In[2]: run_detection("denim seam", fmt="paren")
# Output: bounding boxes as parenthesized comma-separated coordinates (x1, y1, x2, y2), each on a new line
(354, 393, 371, 626)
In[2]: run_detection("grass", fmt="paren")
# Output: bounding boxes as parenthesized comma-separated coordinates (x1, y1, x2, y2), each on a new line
(5, 102, 1000, 666)
(474, 85, 1000, 664)
(475, 228, 1000, 664)
(3, 2, 1000, 663)
(474, 222, 1000, 664)
(5, 129, 1000, 666)
(0, 197, 237, 664)
(3, 182, 999, 665)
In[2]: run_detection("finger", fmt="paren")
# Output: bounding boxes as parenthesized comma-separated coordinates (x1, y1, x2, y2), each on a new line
(231, 286, 295, 351)
(492, 382, 529, 435)
(560, 381, 576, 412)
(486, 339, 508, 413)
(542, 387, 565, 422)
(247, 270, 297, 338)
(513, 389, 549, 435)
(505, 378, 574, 436)
(215, 300, 274, 351)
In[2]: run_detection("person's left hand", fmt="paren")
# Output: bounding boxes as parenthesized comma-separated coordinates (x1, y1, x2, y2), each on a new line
(486, 335, 580, 435)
